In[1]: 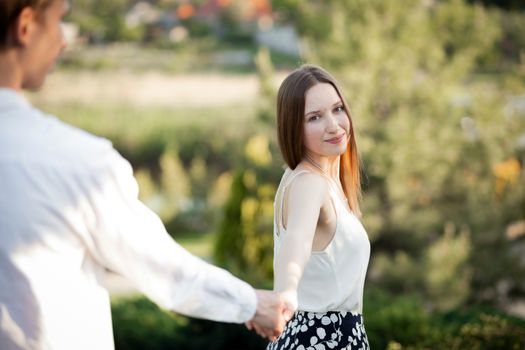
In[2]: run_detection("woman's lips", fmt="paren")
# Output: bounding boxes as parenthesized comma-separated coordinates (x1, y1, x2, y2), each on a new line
(325, 134, 345, 144)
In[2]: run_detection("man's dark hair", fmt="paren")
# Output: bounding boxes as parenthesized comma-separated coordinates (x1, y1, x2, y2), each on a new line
(0, 0, 53, 48)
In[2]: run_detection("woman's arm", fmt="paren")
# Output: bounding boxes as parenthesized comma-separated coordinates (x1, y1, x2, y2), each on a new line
(273, 172, 328, 311)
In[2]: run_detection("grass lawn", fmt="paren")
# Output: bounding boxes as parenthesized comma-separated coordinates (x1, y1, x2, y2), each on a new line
(175, 232, 216, 260)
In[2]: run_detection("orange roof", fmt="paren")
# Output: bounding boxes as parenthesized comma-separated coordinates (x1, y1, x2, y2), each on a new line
(176, 4, 195, 19)
(198, 0, 272, 20)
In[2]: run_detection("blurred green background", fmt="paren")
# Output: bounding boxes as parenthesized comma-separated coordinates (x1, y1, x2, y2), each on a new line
(29, 0, 525, 349)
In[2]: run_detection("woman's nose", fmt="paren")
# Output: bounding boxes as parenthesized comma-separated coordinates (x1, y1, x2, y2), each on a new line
(325, 113, 339, 132)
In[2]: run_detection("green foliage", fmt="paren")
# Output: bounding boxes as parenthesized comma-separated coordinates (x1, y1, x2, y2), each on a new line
(498, 10, 525, 67)
(35, 99, 258, 236)
(214, 170, 247, 269)
(444, 313, 525, 350)
(158, 146, 191, 220)
(424, 223, 471, 311)
(364, 291, 431, 350)
(368, 250, 424, 295)
(217, 0, 257, 42)
(111, 297, 187, 350)
(58, 41, 240, 73)
(213, 166, 276, 285)
(131, 146, 192, 225)
(254, 47, 277, 125)
(468, 0, 525, 11)
(211, 47, 283, 285)
(111, 296, 268, 350)
(68, 0, 140, 42)
(363, 291, 525, 350)
(111, 294, 525, 350)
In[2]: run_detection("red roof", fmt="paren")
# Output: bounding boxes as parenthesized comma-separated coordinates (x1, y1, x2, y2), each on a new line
(197, 0, 272, 20)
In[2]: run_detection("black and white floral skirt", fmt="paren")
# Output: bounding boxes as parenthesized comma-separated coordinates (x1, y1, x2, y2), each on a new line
(266, 310, 369, 350)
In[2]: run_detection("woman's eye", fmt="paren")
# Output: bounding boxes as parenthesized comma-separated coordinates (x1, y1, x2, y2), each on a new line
(308, 115, 320, 122)
(334, 106, 345, 113)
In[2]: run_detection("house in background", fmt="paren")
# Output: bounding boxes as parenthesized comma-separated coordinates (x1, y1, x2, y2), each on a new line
(123, 0, 300, 57)
(196, 0, 273, 36)
(126, 2, 188, 43)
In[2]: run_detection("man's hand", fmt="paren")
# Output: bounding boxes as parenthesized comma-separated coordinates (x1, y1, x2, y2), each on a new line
(245, 290, 297, 341)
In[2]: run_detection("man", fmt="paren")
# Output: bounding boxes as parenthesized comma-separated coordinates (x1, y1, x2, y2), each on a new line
(0, 1, 289, 349)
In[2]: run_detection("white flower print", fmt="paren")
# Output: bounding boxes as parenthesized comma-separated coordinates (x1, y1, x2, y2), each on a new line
(316, 327, 326, 339)
(265, 311, 368, 350)
(310, 336, 318, 345)
(326, 340, 338, 349)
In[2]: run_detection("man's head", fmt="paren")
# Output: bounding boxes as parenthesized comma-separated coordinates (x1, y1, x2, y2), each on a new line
(0, 0, 68, 90)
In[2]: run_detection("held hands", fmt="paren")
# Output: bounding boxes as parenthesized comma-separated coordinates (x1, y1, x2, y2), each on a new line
(245, 290, 298, 342)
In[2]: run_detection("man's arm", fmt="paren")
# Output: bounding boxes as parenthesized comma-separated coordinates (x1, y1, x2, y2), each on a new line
(79, 150, 285, 331)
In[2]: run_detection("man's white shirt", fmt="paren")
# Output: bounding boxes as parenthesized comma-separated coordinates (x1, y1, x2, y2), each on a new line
(0, 88, 256, 350)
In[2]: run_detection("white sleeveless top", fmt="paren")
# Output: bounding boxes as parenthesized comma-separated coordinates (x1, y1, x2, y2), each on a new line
(273, 168, 371, 314)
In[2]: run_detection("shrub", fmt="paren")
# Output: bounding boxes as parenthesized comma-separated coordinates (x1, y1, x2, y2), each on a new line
(364, 290, 431, 350)
(111, 296, 268, 350)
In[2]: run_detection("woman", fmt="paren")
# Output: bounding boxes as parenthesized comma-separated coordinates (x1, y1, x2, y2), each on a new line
(268, 65, 370, 350)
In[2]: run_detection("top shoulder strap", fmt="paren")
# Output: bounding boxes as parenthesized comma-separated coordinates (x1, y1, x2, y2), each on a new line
(275, 169, 314, 236)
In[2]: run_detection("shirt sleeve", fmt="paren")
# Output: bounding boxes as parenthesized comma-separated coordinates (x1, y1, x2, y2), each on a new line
(77, 149, 257, 323)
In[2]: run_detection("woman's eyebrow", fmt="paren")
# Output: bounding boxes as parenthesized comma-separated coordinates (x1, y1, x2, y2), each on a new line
(304, 100, 343, 117)
(305, 109, 320, 117)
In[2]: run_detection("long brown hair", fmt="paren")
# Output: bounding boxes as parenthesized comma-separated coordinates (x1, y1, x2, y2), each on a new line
(0, 0, 53, 49)
(276, 64, 362, 215)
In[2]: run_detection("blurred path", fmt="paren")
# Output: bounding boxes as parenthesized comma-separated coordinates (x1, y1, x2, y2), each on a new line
(34, 71, 286, 107)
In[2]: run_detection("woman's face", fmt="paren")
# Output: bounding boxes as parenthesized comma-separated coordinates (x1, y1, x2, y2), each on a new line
(302, 83, 350, 162)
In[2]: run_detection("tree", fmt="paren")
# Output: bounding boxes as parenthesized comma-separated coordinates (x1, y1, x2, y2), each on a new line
(68, 0, 140, 42)
(213, 47, 283, 285)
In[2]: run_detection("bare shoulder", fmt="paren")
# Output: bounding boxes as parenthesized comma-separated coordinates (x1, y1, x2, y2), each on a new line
(287, 166, 328, 201)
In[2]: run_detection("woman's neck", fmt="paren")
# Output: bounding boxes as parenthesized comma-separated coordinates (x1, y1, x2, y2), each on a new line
(303, 153, 339, 180)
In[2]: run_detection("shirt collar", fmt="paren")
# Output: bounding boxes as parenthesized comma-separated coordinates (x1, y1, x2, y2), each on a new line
(0, 88, 32, 113)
